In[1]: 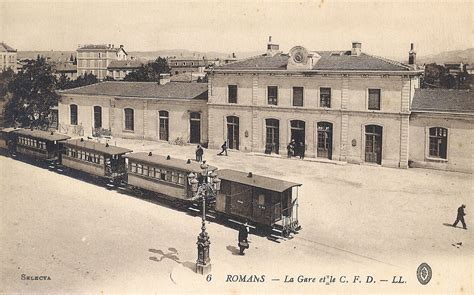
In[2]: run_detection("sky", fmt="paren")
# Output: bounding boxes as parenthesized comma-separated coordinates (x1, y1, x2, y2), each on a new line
(0, 0, 472, 59)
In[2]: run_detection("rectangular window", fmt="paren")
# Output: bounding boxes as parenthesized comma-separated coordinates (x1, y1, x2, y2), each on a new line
(131, 162, 137, 173)
(429, 127, 448, 159)
(267, 86, 278, 105)
(143, 165, 148, 176)
(368, 89, 381, 110)
(320, 87, 331, 108)
(171, 171, 178, 183)
(137, 164, 143, 174)
(160, 170, 167, 181)
(178, 173, 185, 185)
(228, 85, 237, 104)
(70, 104, 78, 125)
(293, 87, 304, 106)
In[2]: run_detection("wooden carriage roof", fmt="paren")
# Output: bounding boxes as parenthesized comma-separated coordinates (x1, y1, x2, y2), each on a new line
(65, 139, 132, 155)
(13, 129, 71, 142)
(217, 169, 302, 193)
(125, 152, 216, 173)
(0, 127, 19, 134)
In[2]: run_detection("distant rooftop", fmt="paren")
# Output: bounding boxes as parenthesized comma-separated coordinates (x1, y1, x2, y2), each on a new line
(54, 62, 76, 72)
(59, 81, 208, 100)
(412, 89, 474, 114)
(108, 59, 144, 69)
(0, 42, 17, 52)
(77, 44, 125, 52)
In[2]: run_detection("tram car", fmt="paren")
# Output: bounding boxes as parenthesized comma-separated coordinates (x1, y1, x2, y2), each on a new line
(0, 128, 18, 154)
(12, 129, 71, 161)
(215, 169, 301, 236)
(61, 138, 132, 181)
(125, 152, 217, 201)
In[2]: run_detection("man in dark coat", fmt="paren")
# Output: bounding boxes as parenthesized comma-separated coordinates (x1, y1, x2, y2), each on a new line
(453, 204, 467, 229)
(298, 142, 305, 159)
(238, 221, 249, 255)
(195, 145, 203, 162)
(218, 140, 228, 156)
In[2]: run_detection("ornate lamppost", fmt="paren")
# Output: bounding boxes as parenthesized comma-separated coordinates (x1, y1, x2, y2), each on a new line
(188, 161, 221, 275)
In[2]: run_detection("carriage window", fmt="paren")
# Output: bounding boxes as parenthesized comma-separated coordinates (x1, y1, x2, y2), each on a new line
(131, 162, 137, 173)
(258, 194, 265, 206)
(137, 164, 143, 174)
(143, 165, 148, 176)
(171, 171, 178, 183)
(166, 170, 172, 181)
(160, 170, 167, 181)
(178, 173, 185, 185)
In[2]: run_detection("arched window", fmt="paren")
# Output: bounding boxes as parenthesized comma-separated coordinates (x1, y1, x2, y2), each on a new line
(265, 119, 279, 154)
(93, 106, 102, 129)
(124, 108, 134, 131)
(226, 116, 239, 150)
(159, 111, 169, 141)
(429, 127, 448, 159)
(70, 104, 78, 125)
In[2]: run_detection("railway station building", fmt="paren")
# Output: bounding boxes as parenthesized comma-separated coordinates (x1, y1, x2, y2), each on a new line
(207, 40, 422, 168)
(409, 89, 473, 173)
(58, 82, 209, 144)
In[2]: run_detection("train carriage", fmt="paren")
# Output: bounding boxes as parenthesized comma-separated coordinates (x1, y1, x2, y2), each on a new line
(125, 152, 216, 201)
(12, 129, 71, 161)
(61, 138, 132, 180)
(215, 169, 301, 235)
(0, 128, 18, 154)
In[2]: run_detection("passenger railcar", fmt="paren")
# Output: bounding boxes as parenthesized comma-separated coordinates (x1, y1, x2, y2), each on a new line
(62, 138, 132, 181)
(0, 128, 17, 154)
(13, 129, 71, 161)
(125, 152, 217, 201)
(215, 169, 301, 236)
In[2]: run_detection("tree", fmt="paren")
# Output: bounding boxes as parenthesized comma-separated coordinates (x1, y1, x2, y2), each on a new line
(123, 57, 170, 82)
(4, 56, 59, 128)
(0, 68, 16, 100)
(57, 74, 71, 90)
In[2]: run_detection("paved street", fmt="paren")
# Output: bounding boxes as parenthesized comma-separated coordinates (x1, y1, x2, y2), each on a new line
(0, 140, 472, 293)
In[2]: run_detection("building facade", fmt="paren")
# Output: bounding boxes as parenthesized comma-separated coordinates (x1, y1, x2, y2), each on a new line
(207, 41, 422, 168)
(0, 42, 17, 73)
(409, 89, 473, 173)
(107, 59, 144, 80)
(76, 44, 127, 80)
(58, 82, 209, 144)
(53, 62, 77, 80)
(168, 57, 207, 76)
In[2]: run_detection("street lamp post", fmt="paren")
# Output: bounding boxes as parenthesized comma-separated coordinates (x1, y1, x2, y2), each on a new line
(188, 161, 220, 275)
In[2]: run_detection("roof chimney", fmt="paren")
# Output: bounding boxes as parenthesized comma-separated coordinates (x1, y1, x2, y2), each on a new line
(266, 36, 280, 57)
(408, 43, 416, 65)
(351, 42, 362, 56)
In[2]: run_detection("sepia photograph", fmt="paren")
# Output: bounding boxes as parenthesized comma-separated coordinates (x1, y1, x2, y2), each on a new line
(0, 0, 472, 293)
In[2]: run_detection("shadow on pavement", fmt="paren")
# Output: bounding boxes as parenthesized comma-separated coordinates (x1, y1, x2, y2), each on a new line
(148, 248, 195, 272)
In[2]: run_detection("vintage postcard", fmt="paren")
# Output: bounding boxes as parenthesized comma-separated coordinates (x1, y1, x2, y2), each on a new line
(0, 0, 472, 294)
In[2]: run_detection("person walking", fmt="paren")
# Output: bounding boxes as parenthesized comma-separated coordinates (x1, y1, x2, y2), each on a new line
(238, 221, 250, 255)
(218, 140, 228, 156)
(195, 145, 204, 162)
(453, 204, 467, 229)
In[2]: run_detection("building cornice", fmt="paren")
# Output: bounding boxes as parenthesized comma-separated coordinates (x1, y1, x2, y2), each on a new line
(207, 69, 423, 76)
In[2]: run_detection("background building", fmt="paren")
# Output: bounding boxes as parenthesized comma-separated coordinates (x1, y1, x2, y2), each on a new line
(76, 44, 127, 80)
(107, 59, 144, 80)
(58, 82, 208, 144)
(207, 39, 422, 169)
(0, 42, 18, 73)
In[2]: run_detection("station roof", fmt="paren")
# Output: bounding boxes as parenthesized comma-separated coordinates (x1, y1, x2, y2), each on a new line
(13, 129, 70, 142)
(59, 82, 208, 100)
(412, 89, 474, 114)
(217, 169, 301, 193)
(214, 51, 412, 72)
(125, 152, 216, 173)
(0, 127, 19, 133)
(65, 139, 132, 155)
